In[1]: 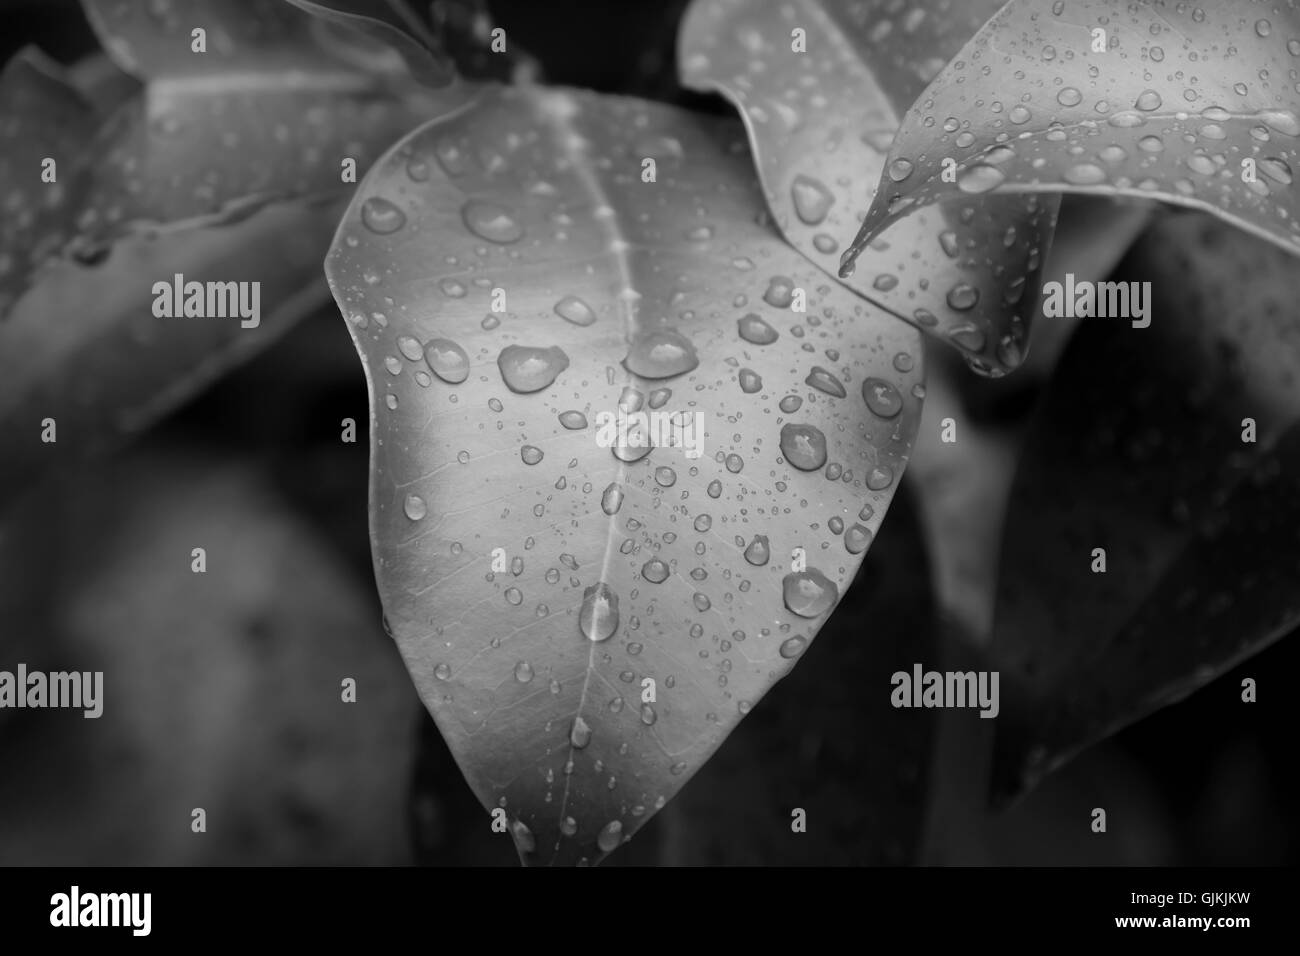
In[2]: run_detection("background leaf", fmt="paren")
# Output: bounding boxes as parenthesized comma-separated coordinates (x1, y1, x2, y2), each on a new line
(0, 0, 463, 502)
(325, 83, 924, 865)
(680, 0, 1059, 376)
(990, 211, 1300, 803)
(280, 0, 457, 87)
(844, 0, 1300, 275)
(0, 48, 97, 317)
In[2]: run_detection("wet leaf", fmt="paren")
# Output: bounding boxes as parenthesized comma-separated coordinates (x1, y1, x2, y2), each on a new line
(680, 0, 1059, 376)
(324, 84, 924, 865)
(845, 0, 1300, 281)
(990, 212, 1300, 804)
(77, 0, 462, 243)
(0, 1, 463, 500)
(0, 49, 98, 318)
(281, 0, 457, 87)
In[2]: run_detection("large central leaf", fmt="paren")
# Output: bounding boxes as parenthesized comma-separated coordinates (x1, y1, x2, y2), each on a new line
(325, 84, 923, 864)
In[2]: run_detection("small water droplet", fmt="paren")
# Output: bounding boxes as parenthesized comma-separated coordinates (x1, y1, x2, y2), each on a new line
(570, 716, 592, 749)
(805, 366, 846, 398)
(779, 635, 807, 659)
(498, 345, 570, 393)
(597, 820, 623, 852)
(404, 495, 427, 520)
(623, 329, 699, 379)
(957, 164, 1005, 194)
(514, 660, 534, 683)
(862, 378, 903, 418)
(434, 662, 451, 680)
(739, 368, 763, 393)
(743, 535, 770, 566)
(642, 558, 669, 583)
(521, 445, 544, 465)
(425, 338, 470, 384)
(790, 174, 834, 224)
(559, 410, 588, 429)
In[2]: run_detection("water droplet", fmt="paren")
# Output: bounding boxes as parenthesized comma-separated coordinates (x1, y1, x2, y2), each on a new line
(862, 378, 903, 418)
(521, 445, 544, 465)
(805, 366, 846, 398)
(554, 295, 596, 326)
(1138, 134, 1165, 153)
(570, 716, 592, 749)
(425, 338, 470, 384)
(743, 535, 770, 566)
(597, 820, 623, 852)
(434, 662, 451, 680)
(762, 275, 796, 309)
(623, 329, 699, 379)
(1056, 87, 1083, 107)
(461, 199, 523, 244)
(707, 479, 722, 498)
(1261, 156, 1293, 184)
(778, 395, 802, 413)
(780, 423, 828, 471)
(1063, 162, 1107, 185)
(790, 174, 834, 224)
(813, 233, 839, 254)
(360, 197, 405, 234)
(579, 583, 619, 642)
(782, 569, 838, 618)
(738, 313, 779, 345)
(1135, 89, 1162, 112)
(957, 163, 1005, 194)
(887, 158, 915, 182)
(404, 494, 427, 520)
(1008, 105, 1031, 125)
(642, 558, 669, 583)
(844, 524, 872, 554)
(640, 704, 657, 726)
(946, 283, 980, 311)
(559, 410, 588, 429)
(601, 483, 624, 515)
(1256, 18, 1272, 38)
(514, 660, 534, 683)
(498, 345, 570, 393)
(739, 368, 763, 393)
(779, 635, 807, 659)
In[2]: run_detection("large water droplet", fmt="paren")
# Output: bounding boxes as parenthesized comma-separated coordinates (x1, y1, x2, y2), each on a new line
(597, 820, 623, 852)
(805, 366, 846, 398)
(570, 716, 592, 749)
(779, 423, 828, 471)
(862, 378, 903, 418)
(782, 569, 839, 618)
(790, 174, 834, 224)
(554, 295, 596, 326)
(579, 583, 619, 641)
(404, 494, 427, 520)
(623, 329, 699, 379)
(642, 558, 669, 583)
(738, 313, 779, 345)
(498, 345, 570, 393)
(360, 197, 406, 234)
(461, 199, 524, 244)
(957, 164, 1005, 194)
(425, 338, 470, 384)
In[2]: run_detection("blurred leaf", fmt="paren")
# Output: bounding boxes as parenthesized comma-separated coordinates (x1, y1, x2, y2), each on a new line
(0, 0, 467, 501)
(0, 447, 421, 864)
(843, 0, 1300, 278)
(281, 0, 457, 87)
(680, 0, 1059, 377)
(990, 212, 1300, 803)
(0, 49, 97, 318)
(324, 84, 924, 865)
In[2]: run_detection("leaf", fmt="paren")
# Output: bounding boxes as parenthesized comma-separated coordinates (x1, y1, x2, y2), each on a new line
(989, 212, 1300, 804)
(0, 48, 98, 318)
(76, 0, 462, 244)
(280, 0, 457, 87)
(324, 83, 925, 865)
(843, 0, 1300, 279)
(0, 1, 462, 500)
(679, 0, 1060, 377)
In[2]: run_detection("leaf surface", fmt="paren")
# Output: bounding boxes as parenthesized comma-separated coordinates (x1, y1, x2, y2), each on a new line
(680, 0, 1059, 376)
(843, 0, 1300, 275)
(990, 212, 1300, 802)
(325, 83, 924, 864)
